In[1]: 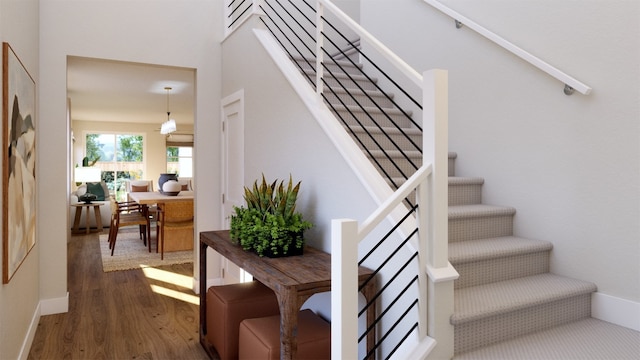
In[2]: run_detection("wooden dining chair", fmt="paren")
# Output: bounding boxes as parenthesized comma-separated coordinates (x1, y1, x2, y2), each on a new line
(126, 179, 158, 239)
(177, 177, 193, 191)
(108, 199, 151, 256)
(156, 201, 194, 260)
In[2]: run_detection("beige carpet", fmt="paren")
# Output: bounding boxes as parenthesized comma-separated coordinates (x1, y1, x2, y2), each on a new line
(99, 229, 193, 272)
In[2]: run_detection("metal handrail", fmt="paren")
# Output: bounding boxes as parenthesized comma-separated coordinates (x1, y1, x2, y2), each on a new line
(422, 0, 592, 95)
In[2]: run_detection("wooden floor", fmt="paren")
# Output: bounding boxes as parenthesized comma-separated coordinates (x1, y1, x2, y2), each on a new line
(28, 231, 209, 359)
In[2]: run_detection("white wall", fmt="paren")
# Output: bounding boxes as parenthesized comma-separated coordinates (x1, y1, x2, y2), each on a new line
(0, 0, 40, 358)
(361, 0, 640, 303)
(39, 0, 222, 320)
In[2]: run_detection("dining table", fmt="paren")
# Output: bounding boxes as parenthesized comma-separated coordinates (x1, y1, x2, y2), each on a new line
(127, 190, 194, 205)
(128, 191, 195, 252)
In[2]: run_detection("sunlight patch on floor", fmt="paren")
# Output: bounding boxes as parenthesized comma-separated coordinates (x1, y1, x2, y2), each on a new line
(149, 284, 199, 305)
(141, 265, 199, 304)
(141, 265, 192, 289)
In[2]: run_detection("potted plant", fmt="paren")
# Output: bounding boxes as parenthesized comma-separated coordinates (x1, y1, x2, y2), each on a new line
(230, 174, 313, 257)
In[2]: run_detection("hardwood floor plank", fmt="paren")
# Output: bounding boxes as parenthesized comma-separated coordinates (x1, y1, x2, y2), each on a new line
(28, 231, 208, 359)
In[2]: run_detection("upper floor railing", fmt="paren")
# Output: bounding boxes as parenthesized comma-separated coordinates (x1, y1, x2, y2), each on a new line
(422, 0, 592, 96)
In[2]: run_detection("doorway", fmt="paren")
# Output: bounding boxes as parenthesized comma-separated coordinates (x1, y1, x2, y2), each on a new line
(219, 89, 251, 284)
(66, 56, 197, 269)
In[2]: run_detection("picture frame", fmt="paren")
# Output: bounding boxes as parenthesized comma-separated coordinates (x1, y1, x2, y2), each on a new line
(2, 42, 36, 284)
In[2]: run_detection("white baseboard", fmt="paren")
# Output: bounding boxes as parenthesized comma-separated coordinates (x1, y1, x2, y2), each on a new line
(18, 302, 41, 360)
(40, 292, 69, 315)
(591, 292, 640, 331)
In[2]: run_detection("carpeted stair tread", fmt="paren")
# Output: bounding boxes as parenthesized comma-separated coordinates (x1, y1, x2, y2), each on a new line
(449, 204, 516, 220)
(368, 150, 422, 159)
(452, 318, 640, 360)
(449, 236, 553, 264)
(449, 176, 485, 186)
(351, 126, 421, 136)
(326, 86, 393, 99)
(388, 176, 483, 187)
(333, 104, 411, 116)
(303, 69, 377, 83)
(293, 56, 363, 69)
(451, 273, 597, 325)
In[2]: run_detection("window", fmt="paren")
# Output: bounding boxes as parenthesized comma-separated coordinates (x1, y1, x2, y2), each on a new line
(86, 133, 144, 201)
(167, 146, 193, 177)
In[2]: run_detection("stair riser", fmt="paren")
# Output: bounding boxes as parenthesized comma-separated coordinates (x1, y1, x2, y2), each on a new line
(449, 183, 482, 206)
(351, 131, 422, 152)
(333, 108, 414, 128)
(449, 215, 514, 242)
(454, 294, 592, 354)
(453, 251, 550, 289)
(296, 61, 363, 75)
(324, 91, 395, 108)
(321, 75, 379, 91)
(370, 157, 422, 179)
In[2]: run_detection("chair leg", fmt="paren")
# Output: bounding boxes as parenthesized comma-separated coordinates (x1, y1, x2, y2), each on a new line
(139, 225, 146, 246)
(108, 218, 116, 250)
(142, 225, 147, 249)
(110, 221, 119, 256)
(160, 223, 165, 260)
(155, 221, 160, 253)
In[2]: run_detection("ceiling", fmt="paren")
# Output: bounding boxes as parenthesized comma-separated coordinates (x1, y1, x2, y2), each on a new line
(67, 56, 195, 130)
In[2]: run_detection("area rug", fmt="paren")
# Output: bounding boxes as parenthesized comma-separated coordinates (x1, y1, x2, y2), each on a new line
(99, 230, 193, 272)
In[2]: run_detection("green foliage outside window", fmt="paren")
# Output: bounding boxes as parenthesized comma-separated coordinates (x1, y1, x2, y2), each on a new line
(167, 146, 179, 162)
(118, 135, 143, 161)
(85, 133, 145, 201)
(86, 134, 102, 163)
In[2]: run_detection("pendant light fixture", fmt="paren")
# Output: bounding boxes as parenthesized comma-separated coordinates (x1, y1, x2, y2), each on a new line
(160, 86, 177, 134)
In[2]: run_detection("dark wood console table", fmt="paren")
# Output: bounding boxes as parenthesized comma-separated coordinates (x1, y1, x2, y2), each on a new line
(199, 230, 376, 360)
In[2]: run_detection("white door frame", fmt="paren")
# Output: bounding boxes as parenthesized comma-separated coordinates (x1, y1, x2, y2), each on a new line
(220, 89, 251, 284)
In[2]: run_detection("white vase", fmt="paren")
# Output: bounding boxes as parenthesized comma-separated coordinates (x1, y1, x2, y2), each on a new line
(162, 180, 181, 194)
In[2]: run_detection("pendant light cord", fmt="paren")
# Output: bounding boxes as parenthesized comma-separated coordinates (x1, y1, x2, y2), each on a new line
(165, 86, 172, 119)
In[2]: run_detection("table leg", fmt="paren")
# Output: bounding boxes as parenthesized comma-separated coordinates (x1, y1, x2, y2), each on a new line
(84, 206, 91, 234)
(361, 280, 377, 360)
(276, 288, 299, 360)
(94, 205, 103, 232)
(72, 206, 82, 234)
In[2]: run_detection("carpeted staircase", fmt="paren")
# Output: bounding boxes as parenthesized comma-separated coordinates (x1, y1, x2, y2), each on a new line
(293, 55, 640, 358)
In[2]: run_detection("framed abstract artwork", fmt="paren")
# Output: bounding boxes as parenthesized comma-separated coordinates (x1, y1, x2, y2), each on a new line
(2, 42, 36, 284)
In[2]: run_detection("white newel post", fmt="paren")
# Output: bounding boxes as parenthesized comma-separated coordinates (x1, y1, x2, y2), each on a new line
(423, 69, 449, 268)
(331, 219, 359, 360)
(423, 69, 458, 360)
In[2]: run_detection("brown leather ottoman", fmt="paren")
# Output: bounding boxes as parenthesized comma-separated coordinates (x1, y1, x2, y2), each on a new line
(238, 309, 331, 360)
(206, 281, 280, 359)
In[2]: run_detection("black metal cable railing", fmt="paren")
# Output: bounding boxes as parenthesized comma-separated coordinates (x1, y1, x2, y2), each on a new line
(259, 0, 424, 206)
(227, 0, 252, 30)
(254, 1, 425, 358)
(259, 0, 316, 85)
(357, 205, 421, 359)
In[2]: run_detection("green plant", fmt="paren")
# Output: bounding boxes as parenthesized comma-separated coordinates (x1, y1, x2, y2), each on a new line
(230, 174, 312, 257)
(81, 156, 100, 167)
